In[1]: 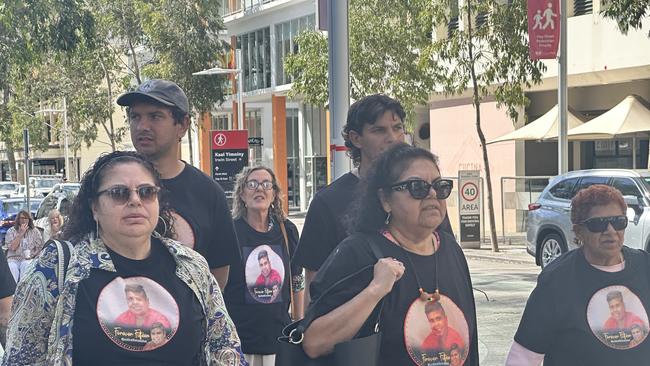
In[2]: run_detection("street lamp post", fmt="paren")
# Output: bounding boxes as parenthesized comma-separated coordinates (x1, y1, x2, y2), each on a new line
(192, 55, 243, 129)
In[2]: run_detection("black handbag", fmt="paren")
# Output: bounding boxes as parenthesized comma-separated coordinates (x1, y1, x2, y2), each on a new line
(275, 238, 384, 366)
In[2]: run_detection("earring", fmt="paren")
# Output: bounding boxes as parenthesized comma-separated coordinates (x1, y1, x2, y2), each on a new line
(156, 216, 169, 236)
(384, 212, 392, 225)
(94, 219, 100, 240)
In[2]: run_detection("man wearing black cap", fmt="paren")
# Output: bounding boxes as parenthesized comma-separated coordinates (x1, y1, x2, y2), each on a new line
(117, 79, 240, 290)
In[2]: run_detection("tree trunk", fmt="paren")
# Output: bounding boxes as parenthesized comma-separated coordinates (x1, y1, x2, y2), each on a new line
(100, 58, 117, 151)
(127, 37, 142, 84)
(466, 0, 499, 251)
(4, 140, 17, 182)
(1, 88, 17, 181)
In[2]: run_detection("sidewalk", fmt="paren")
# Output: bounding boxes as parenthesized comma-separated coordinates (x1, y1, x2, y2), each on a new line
(287, 212, 535, 266)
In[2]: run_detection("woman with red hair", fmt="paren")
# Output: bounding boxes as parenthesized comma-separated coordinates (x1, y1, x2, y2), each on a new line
(507, 184, 650, 365)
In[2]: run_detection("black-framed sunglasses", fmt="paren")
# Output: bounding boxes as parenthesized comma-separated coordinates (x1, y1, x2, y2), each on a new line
(389, 178, 453, 200)
(579, 215, 628, 233)
(97, 185, 160, 205)
(245, 180, 274, 191)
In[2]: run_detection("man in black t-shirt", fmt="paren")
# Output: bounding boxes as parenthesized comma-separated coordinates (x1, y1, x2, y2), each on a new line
(117, 79, 240, 289)
(293, 94, 454, 302)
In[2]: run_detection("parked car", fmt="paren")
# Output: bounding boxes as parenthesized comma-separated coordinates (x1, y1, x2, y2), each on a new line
(10, 185, 39, 198)
(0, 197, 42, 245)
(0, 182, 20, 198)
(29, 176, 63, 197)
(50, 182, 80, 196)
(34, 190, 76, 234)
(527, 169, 650, 268)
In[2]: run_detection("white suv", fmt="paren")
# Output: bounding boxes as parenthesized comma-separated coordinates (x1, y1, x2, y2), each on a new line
(527, 169, 650, 267)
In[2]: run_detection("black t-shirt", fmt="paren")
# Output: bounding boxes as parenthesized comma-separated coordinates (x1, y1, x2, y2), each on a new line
(310, 231, 478, 366)
(514, 246, 650, 365)
(224, 218, 300, 354)
(72, 239, 205, 365)
(0, 249, 15, 298)
(162, 162, 240, 269)
(293, 172, 455, 271)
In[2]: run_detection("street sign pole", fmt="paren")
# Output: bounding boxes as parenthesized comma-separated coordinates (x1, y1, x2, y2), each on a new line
(558, 0, 568, 174)
(23, 129, 30, 212)
(328, 0, 350, 180)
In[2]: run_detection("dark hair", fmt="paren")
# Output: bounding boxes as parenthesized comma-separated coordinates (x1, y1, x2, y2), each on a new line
(126, 103, 187, 125)
(606, 290, 624, 304)
(61, 150, 175, 242)
(258, 249, 269, 261)
(349, 143, 440, 234)
(424, 301, 445, 316)
(571, 184, 626, 224)
(124, 283, 148, 300)
(13, 210, 34, 230)
(342, 94, 406, 166)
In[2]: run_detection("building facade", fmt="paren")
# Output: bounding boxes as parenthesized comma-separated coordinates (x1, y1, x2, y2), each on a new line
(425, 1, 650, 235)
(209, 0, 328, 211)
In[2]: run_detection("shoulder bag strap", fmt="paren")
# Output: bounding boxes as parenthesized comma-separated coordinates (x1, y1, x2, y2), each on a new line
(51, 239, 73, 291)
(295, 233, 386, 334)
(280, 221, 296, 316)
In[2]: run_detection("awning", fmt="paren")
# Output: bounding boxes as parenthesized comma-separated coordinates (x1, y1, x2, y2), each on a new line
(568, 95, 650, 140)
(487, 105, 585, 144)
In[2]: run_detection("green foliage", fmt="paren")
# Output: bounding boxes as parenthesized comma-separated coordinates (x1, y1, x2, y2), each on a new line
(285, 31, 329, 106)
(425, 0, 546, 121)
(1, 0, 228, 174)
(285, 0, 438, 130)
(138, 0, 228, 113)
(603, 0, 650, 37)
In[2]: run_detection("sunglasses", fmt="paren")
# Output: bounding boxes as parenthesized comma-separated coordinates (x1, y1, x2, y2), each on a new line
(245, 180, 274, 191)
(389, 178, 453, 200)
(97, 185, 160, 204)
(579, 215, 628, 233)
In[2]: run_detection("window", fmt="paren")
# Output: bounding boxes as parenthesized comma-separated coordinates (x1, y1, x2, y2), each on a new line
(574, 176, 609, 195)
(275, 14, 316, 85)
(246, 110, 263, 165)
(448, 0, 460, 36)
(573, 0, 592, 15)
(612, 178, 643, 200)
(548, 177, 579, 200)
(237, 27, 271, 92)
(212, 113, 232, 130)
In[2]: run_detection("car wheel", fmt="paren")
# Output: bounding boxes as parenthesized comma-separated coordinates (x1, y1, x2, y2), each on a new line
(540, 233, 565, 268)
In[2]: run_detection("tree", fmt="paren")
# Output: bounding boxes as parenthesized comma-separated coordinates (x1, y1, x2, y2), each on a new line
(424, 0, 546, 251)
(603, 0, 650, 37)
(0, 0, 95, 180)
(285, 0, 439, 129)
(96, 0, 229, 164)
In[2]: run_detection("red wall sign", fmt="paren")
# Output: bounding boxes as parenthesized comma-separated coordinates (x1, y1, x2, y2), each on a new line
(211, 130, 249, 196)
(211, 130, 249, 150)
(528, 0, 560, 59)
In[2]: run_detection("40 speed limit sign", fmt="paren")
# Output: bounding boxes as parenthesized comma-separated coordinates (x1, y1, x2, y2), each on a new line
(458, 170, 482, 248)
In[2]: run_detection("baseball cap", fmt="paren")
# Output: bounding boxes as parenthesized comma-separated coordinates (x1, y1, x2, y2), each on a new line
(116, 79, 189, 114)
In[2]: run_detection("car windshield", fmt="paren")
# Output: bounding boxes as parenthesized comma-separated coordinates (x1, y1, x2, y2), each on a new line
(33, 179, 59, 189)
(0, 183, 18, 191)
(3, 201, 30, 216)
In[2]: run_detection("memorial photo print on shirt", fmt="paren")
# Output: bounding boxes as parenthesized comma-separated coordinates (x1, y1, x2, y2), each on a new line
(96, 277, 180, 351)
(244, 244, 286, 304)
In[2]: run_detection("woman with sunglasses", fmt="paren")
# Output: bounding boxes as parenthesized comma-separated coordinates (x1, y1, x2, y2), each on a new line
(3, 151, 247, 365)
(5, 210, 43, 282)
(302, 143, 478, 366)
(507, 184, 650, 365)
(224, 166, 304, 366)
